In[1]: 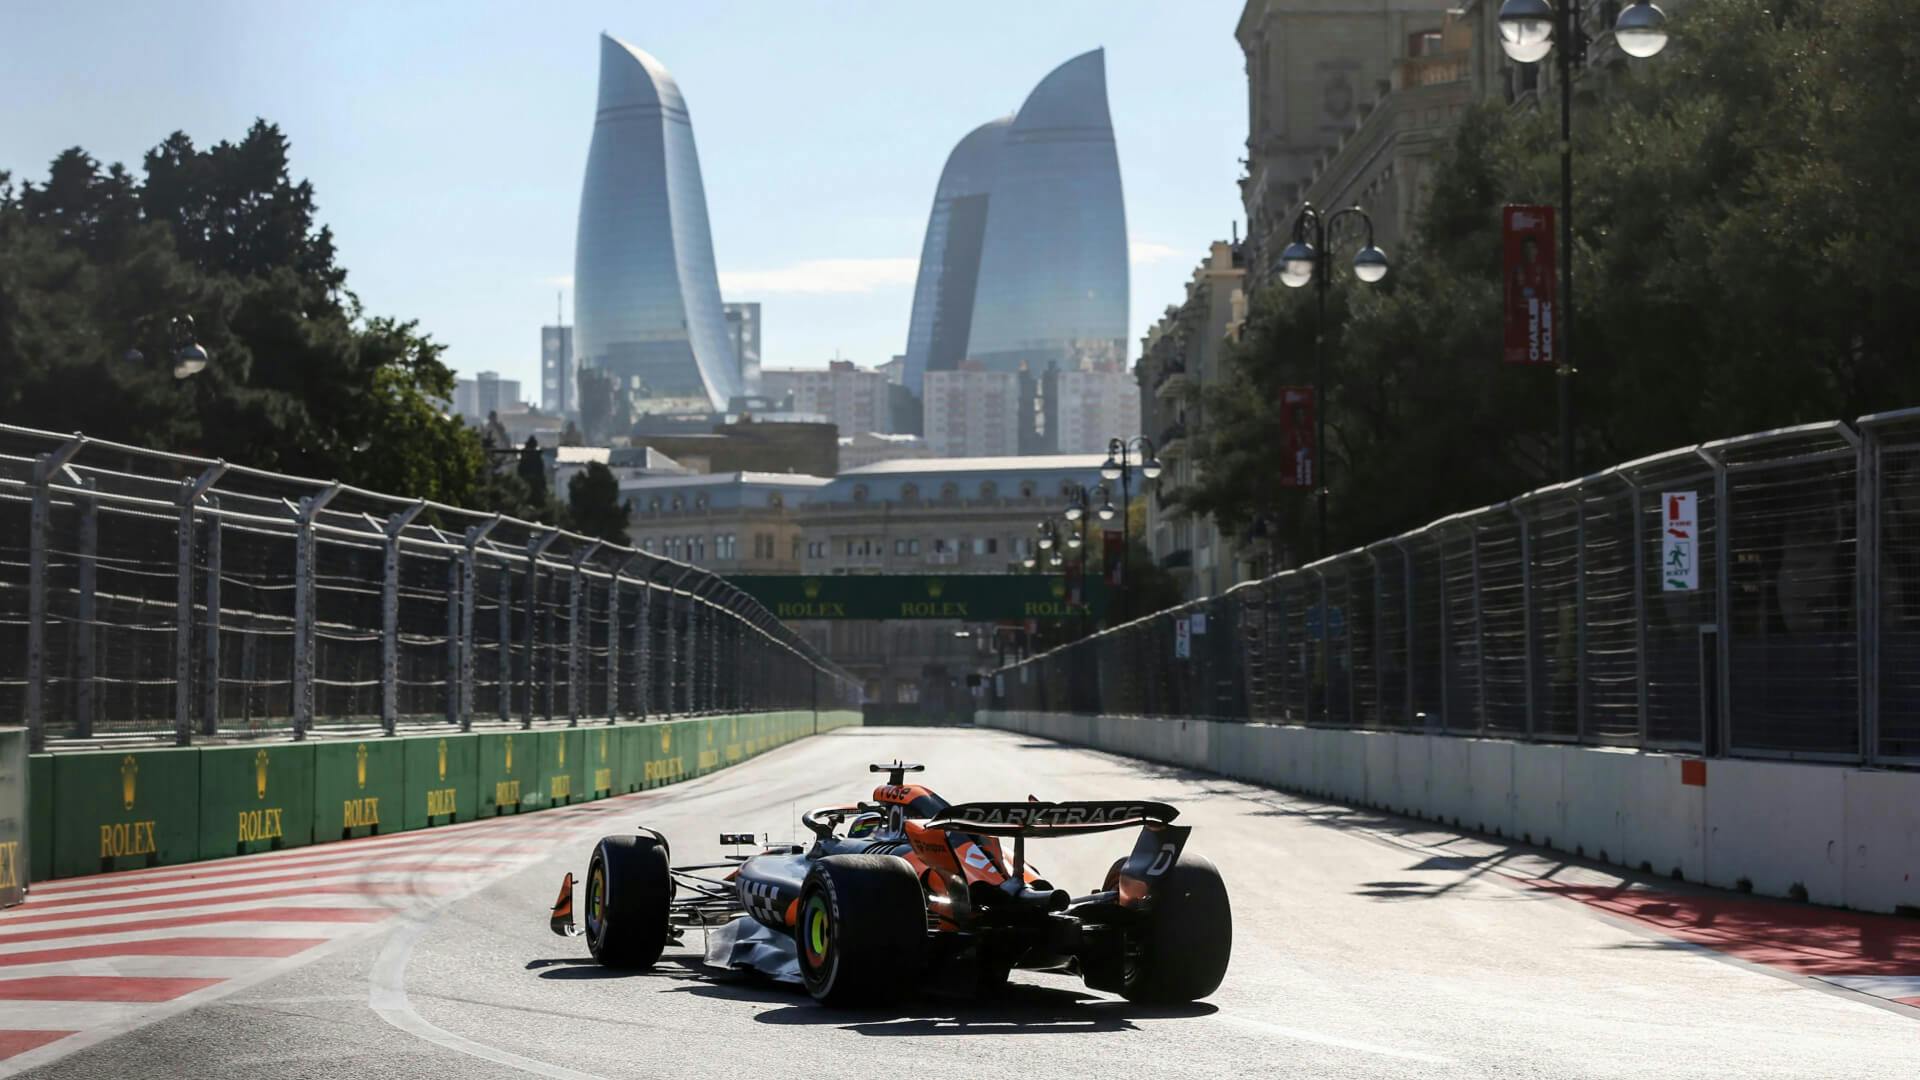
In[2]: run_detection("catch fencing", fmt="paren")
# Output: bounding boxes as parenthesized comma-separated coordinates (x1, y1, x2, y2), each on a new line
(994, 411, 1920, 765)
(0, 425, 860, 751)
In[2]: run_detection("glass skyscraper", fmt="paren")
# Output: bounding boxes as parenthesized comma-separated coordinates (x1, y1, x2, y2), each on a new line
(901, 49, 1129, 396)
(573, 35, 741, 429)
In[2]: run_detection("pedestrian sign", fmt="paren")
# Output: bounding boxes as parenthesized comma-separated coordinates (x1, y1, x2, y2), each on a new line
(1663, 491, 1698, 591)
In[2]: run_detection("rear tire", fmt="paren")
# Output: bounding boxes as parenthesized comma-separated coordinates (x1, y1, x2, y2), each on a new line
(795, 854, 926, 1005)
(1121, 853, 1231, 1003)
(584, 834, 672, 969)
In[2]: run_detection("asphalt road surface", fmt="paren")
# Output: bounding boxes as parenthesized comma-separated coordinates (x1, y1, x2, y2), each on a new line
(8, 726, 1919, 1079)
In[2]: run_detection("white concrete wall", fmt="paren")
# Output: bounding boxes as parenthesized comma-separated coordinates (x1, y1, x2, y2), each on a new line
(979, 710, 1920, 915)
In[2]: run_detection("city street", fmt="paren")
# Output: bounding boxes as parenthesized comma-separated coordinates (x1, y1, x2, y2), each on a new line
(6, 727, 1916, 1080)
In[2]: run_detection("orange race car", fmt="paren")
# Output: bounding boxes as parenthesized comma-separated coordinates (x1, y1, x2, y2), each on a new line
(548, 761, 1232, 1005)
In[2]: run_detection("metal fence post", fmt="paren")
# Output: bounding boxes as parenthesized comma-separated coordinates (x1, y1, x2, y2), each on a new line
(26, 440, 84, 751)
(381, 501, 426, 736)
(1707, 448, 1733, 754)
(610, 556, 636, 721)
(1857, 428, 1880, 765)
(290, 481, 340, 741)
(460, 517, 501, 733)
(1574, 490, 1589, 743)
(498, 563, 513, 725)
(636, 576, 653, 718)
(75, 477, 98, 740)
(1628, 480, 1649, 744)
(523, 530, 559, 728)
(566, 543, 601, 726)
(1515, 506, 1537, 740)
(1471, 525, 1487, 735)
(203, 496, 222, 737)
(1398, 540, 1415, 728)
(176, 465, 227, 746)
(444, 559, 460, 725)
(1437, 536, 1450, 732)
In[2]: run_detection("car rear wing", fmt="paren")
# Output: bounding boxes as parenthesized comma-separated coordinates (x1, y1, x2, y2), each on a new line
(925, 800, 1179, 837)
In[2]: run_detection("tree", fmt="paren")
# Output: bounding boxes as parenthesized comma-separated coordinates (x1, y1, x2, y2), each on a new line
(566, 461, 630, 546)
(0, 121, 493, 507)
(1185, 0, 1920, 561)
(516, 437, 549, 508)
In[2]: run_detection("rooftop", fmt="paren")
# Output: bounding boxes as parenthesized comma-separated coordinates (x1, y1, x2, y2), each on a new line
(838, 454, 1108, 476)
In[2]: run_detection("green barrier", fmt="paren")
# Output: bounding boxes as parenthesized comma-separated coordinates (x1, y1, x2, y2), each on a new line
(312, 740, 403, 842)
(586, 727, 618, 799)
(404, 733, 478, 830)
(0, 730, 25, 906)
(51, 747, 201, 878)
(617, 723, 647, 794)
(525, 729, 587, 812)
(477, 732, 526, 816)
(199, 744, 315, 858)
(28, 711, 864, 885)
(28, 753, 51, 885)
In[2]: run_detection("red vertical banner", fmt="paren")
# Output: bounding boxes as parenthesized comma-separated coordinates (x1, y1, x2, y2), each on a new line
(1278, 386, 1315, 490)
(1102, 529, 1125, 588)
(1502, 204, 1557, 366)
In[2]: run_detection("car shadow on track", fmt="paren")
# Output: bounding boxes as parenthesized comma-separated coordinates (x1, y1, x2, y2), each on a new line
(689, 980, 1216, 1035)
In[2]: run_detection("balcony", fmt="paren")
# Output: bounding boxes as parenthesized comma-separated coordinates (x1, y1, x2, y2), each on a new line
(1152, 361, 1189, 400)
(1393, 51, 1469, 91)
(1158, 420, 1189, 459)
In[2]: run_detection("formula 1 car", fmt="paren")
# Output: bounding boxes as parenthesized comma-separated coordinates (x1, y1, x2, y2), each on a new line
(547, 762, 1231, 1005)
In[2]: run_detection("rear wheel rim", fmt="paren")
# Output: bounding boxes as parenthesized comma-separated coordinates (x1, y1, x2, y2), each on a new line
(801, 894, 832, 975)
(586, 862, 606, 942)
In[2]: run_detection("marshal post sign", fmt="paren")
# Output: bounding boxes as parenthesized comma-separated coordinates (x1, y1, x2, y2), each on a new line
(728, 575, 1107, 621)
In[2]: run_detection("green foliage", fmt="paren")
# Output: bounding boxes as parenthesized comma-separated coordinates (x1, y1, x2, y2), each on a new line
(1186, 0, 1920, 561)
(0, 121, 493, 507)
(566, 461, 630, 546)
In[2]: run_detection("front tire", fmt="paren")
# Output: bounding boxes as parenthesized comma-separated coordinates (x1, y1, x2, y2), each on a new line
(1121, 853, 1231, 1003)
(795, 854, 926, 1005)
(584, 834, 672, 969)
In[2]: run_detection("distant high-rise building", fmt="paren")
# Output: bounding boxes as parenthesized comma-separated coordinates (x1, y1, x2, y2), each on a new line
(902, 50, 1128, 410)
(924, 368, 1021, 458)
(761, 361, 890, 437)
(541, 325, 574, 419)
(573, 35, 741, 434)
(1049, 367, 1140, 454)
(454, 371, 523, 423)
(723, 302, 762, 396)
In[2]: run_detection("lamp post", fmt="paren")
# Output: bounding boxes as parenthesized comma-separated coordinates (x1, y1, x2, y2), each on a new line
(1099, 438, 1160, 623)
(1497, 0, 1669, 480)
(125, 314, 211, 381)
(1276, 204, 1389, 561)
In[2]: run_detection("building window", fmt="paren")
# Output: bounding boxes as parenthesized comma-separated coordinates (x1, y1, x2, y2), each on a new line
(671, 495, 684, 511)
(692, 537, 706, 562)
(901, 483, 919, 502)
(894, 537, 909, 555)
(1019, 481, 1036, 498)
(716, 534, 736, 560)
(649, 496, 662, 513)
(940, 482, 959, 502)
(852, 484, 869, 504)
(694, 493, 709, 510)
(980, 481, 997, 499)
(641, 538, 655, 552)
(768, 492, 783, 508)
(896, 682, 919, 705)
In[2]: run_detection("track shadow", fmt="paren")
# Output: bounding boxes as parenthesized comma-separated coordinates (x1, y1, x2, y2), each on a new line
(744, 982, 1216, 1035)
(527, 956, 711, 981)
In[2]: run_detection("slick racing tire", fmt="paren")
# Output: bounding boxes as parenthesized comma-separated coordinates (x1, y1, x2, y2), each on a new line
(1121, 853, 1231, 1003)
(795, 854, 926, 1006)
(584, 834, 673, 969)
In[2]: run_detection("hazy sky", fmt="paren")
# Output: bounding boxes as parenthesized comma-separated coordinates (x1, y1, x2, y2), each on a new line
(3, 1, 1249, 395)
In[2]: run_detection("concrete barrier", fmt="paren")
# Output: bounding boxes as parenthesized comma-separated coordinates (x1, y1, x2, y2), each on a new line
(0, 728, 25, 907)
(977, 710, 1920, 915)
(22, 709, 863, 888)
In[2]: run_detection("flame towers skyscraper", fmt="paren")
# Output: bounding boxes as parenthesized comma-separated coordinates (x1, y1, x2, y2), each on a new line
(573, 35, 740, 431)
(901, 49, 1129, 397)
